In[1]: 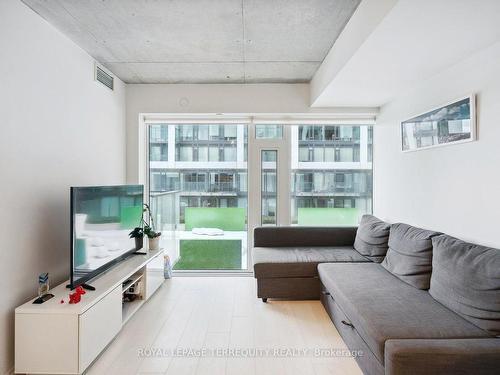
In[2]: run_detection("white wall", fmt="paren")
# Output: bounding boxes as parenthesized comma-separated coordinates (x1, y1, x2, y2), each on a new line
(374, 41, 500, 248)
(126, 83, 376, 181)
(0, 1, 126, 373)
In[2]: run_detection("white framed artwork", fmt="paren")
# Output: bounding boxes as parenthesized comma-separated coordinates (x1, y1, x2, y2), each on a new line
(401, 95, 476, 152)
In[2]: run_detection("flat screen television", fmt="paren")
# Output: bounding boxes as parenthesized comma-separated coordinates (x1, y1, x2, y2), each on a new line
(70, 184, 144, 289)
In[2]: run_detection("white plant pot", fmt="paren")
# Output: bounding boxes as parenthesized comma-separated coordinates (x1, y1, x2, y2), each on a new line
(149, 236, 160, 251)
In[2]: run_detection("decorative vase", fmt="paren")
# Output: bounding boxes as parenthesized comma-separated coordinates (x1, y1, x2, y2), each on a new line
(135, 237, 144, 250)
(149, 236, 160, 251)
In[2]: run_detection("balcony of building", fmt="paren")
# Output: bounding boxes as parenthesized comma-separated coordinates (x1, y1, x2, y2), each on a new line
(150, 191, 248, 272)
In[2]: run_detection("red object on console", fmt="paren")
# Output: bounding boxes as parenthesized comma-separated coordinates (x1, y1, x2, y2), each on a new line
(68, 286, 86, 304)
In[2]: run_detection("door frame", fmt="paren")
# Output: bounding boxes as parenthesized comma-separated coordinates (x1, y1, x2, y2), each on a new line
(247, 122, 291, 252)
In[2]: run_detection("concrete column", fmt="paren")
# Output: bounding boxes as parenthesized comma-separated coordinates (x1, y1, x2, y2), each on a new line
(360, 125, 368, 165)
(290, 126, 299, 170)
(168, 124, 176, 167)
(237, 124, 245, 166)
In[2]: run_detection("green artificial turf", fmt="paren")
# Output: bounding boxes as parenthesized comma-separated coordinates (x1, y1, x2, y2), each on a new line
(185, 207, 246, 231)
(173, 239, 242, 270)
(297, 208, 359, 226)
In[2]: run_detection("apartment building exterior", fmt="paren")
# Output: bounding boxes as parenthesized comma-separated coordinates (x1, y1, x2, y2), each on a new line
(148, 124, 372, 226)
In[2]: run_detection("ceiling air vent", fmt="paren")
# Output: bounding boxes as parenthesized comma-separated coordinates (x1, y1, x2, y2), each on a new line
(94, 64, 114, 90)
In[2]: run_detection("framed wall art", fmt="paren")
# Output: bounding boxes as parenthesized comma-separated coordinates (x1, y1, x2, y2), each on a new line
(401, 95, 476, 152)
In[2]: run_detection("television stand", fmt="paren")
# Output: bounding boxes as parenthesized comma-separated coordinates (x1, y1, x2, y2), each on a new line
(64, 283, 96, 291)
(15, 249, 165, 374)
(81, 283, 96, 291)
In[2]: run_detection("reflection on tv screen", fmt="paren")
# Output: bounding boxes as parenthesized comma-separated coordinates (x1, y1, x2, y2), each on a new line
(71, 185, 143, 286)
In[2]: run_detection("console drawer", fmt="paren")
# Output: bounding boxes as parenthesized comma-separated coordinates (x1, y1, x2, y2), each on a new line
(79, 286, 122, 372)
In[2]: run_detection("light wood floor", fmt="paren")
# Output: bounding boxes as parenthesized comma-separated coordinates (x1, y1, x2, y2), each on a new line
(86, 277, 362, 375)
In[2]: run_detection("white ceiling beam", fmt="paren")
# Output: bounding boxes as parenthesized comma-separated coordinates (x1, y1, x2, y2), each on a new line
(310, 0, 398, 107)
(311, 0, 500, 108)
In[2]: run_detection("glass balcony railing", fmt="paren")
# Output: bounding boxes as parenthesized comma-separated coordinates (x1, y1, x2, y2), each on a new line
(150, 191, 248, 272)
(209, 182, 235, 192)
(294, 182, 364, 194)
(150, 190, 180, 233)
(180, 182, 238, 193)
(181, 182, 207, 191)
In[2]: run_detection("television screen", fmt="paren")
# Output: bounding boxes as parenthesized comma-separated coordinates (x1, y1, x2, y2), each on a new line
(70, 185, 143, 288)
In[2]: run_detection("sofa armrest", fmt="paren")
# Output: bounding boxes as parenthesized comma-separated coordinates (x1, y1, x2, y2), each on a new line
(385, 338, 500, 375)
(253, 226, 357, 248)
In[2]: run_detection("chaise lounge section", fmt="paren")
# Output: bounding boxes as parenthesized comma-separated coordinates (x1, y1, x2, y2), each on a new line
(253, 226, 370, 301)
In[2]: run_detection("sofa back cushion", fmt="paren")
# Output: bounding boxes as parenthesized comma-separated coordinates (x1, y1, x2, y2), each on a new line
(353, 215, 390, 262)
(429, 234, 500, 335)
(381, 223, 441, 289)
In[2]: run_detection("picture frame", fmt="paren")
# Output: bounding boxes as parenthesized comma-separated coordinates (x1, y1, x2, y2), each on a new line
(401, 95, 476, 152)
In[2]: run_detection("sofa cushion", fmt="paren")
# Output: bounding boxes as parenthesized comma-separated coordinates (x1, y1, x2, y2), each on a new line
(354, 215, 391, 262)
(253, 246, 369, 278)
(254, 226, 358, 248)
(318, 263, 491, 364)
(429, 234, 500, 336)
(381, 223, 441, 289)
(385, 338, 500, 375)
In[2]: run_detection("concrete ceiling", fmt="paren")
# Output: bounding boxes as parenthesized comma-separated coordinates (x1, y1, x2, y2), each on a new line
(311, 0, 500, 107)
(21, 0, 361, 84)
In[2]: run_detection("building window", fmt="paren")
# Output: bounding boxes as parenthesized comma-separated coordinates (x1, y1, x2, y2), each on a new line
(209, 146, 219, 161)
(223, 145, 237, 161)
(177, 125, 194, 141)
(150, 144, 167, 161)
(256, 125, 283, 139)
(223, 125, 237, 140)
(149, 125, 168, 161)
(178, 146, 193, 161)
(209, 124, 220, 139)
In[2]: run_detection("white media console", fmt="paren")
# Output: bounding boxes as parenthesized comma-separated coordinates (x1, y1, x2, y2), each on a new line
(15, 249, 165, 374)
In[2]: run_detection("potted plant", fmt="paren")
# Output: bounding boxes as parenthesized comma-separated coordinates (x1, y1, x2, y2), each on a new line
(144, 225, 161, 250)
(129, 227, 144, 250)
(143, 204, 162, 251)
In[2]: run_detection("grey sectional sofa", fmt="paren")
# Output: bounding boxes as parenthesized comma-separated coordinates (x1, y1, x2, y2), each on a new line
(252, 216, 500, 374)
(253, 226, 369, 301)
